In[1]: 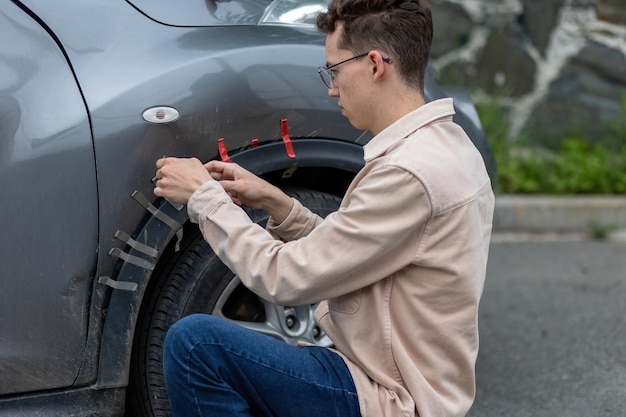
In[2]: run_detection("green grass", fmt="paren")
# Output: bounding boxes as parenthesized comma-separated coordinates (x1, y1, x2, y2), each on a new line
(477, 100, 626, 194)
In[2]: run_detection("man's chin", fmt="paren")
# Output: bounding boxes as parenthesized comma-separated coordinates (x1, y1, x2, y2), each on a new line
(344, 115, 365, 130)
(341, 108, 354, 124)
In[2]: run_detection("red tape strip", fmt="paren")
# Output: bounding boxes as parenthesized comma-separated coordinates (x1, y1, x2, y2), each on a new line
(217, 137, 231, 162)
(280, 119, 296, 159)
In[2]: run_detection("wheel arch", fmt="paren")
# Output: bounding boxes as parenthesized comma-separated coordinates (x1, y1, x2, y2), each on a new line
(94, 138, 364, 388)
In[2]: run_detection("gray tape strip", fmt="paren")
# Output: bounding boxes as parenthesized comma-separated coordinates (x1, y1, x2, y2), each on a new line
(132, 191, 184, 251)
(168, 199, 185, 211)
(109, 247, 155, 271)
(98, 276, 138, 292)
(115, 230, 159, 258)
(132, 191, 182, 229)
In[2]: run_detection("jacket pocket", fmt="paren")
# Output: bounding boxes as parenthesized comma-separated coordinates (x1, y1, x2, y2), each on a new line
(328, 289, 362, 314)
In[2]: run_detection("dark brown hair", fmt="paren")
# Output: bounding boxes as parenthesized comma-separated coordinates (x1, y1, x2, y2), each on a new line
(316, 0, 433, 90)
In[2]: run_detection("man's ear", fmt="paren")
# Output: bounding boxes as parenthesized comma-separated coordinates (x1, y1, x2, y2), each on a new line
(369, 51, 387, 80)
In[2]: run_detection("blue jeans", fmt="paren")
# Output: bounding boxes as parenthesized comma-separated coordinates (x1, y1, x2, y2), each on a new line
(163, 314, 362, 417)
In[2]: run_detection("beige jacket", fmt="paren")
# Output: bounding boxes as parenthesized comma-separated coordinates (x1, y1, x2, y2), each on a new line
(188, 98, 495, 417)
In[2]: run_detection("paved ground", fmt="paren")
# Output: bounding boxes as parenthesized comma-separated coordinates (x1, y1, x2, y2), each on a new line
(467, 236, 626, 417)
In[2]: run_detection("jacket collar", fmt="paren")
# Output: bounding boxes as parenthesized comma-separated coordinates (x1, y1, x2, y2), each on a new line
(363, 98, 456, 162)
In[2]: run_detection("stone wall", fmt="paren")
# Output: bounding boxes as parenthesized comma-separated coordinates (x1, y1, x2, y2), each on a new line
(430, 0, 626, 148)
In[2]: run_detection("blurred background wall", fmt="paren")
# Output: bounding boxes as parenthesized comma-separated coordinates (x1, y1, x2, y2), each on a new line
(430, 0, 626, 148)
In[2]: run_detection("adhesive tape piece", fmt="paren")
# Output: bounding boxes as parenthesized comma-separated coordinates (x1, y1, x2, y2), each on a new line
(132, 191, 184, 251)
(115, 230, 160, 258)
(98, 276, 138, 292)
(109, 247, 155, 271)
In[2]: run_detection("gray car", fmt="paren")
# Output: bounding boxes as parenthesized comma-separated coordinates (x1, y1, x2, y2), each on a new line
(0, 0, 496, 416)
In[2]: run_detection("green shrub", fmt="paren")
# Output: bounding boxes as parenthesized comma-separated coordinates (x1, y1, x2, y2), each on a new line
(476, 101, 626, 194)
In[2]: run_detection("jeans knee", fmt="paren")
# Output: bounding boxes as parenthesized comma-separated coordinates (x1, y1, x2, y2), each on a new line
(163, 314, 212, 383)
(164, 314, 205, 361)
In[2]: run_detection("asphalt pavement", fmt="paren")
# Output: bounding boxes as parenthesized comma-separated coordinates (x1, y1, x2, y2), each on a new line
(467, 235, 626, 417)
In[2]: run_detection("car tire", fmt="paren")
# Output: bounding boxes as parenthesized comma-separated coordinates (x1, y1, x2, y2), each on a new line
(126, 188, 342, 417)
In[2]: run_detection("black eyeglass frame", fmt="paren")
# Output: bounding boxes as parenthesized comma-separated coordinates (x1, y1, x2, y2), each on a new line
(317, 52, 393, 89)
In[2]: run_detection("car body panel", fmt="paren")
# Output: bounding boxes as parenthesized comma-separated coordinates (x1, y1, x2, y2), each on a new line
(0, 1, 98, 394)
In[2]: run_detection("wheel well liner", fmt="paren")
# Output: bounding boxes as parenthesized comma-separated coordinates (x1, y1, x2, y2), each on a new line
(232, 138, 364, 175)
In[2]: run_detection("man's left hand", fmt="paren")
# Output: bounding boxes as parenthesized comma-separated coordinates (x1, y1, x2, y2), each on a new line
(154, 157, 212, 204)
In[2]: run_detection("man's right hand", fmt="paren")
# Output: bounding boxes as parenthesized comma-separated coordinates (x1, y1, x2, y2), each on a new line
(205, 161, 294, 224)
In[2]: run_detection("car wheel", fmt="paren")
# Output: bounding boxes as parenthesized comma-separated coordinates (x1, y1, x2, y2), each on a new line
(126, 188, 341, 417)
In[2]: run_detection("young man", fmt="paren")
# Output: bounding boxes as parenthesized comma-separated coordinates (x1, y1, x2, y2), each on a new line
(153, 0, 495, 415)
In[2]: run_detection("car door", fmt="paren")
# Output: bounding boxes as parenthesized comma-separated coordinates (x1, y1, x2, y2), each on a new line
(0, 1, 98, 394)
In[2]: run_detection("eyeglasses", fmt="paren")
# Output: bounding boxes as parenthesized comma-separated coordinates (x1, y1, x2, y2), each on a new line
(317, 52, 393, 89)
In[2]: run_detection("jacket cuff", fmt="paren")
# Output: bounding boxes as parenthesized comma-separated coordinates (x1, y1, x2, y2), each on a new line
(187, 180, 231, 224)
(266, 198, 315, 241)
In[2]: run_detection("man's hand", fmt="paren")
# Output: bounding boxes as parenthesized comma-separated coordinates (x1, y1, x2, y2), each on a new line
(205, 161, 294, 224)
(154, 158, 294, 223)
(154, 157, 212, 204)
